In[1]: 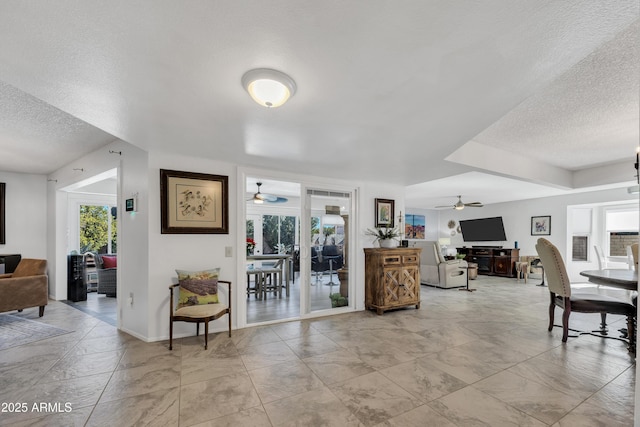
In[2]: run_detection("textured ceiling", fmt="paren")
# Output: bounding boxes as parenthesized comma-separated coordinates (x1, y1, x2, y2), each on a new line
(0, 1, 637, 207)
(0, 81, 116, 174)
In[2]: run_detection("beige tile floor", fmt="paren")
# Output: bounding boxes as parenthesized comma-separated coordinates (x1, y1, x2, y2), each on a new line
(0, 276, 635, 426)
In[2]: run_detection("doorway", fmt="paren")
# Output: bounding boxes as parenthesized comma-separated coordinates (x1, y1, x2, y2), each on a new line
(62, 168, 119, 326)
(243, 174, 355, 326)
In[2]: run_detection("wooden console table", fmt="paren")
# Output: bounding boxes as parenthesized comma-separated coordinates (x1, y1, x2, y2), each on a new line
(364, 247, 421, 314)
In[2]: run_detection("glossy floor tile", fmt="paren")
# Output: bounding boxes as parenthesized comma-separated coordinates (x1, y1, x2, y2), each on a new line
(0, 276, 635, 426)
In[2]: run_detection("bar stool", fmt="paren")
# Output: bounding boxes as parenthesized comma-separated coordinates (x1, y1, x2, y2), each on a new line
(246, 268, 263, 299)
(261, 259, 284, 298)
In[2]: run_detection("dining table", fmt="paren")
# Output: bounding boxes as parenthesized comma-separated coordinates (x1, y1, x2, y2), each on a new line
(579, 269, 638, 292)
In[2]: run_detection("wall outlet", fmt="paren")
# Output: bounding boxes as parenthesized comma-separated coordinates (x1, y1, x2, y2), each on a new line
(225, 246, 232, 257)
(128, 292, 134, 306)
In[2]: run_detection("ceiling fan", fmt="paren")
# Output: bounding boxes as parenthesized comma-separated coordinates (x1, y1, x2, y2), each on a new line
(248, 182, 288, 204)
(436, 195, 483, 210)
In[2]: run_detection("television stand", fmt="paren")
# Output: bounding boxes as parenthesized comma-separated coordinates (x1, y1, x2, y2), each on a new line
(457, 247, 519, 278)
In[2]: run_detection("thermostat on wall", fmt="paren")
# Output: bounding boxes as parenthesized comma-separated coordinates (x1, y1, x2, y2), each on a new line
(125, 197, 136, 212)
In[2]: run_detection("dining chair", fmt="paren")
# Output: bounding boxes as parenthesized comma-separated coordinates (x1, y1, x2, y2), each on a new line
(536, 238, 635, 348)
(169, 270, 231, 350)
(594, 245, 607, 269)
(630, 243, 638, 271)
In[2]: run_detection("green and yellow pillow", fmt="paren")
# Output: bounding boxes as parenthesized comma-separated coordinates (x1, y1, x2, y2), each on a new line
(176, 268, 220, 308)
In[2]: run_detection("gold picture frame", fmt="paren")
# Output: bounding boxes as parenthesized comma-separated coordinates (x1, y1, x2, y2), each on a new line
(160, 169, 228, 234)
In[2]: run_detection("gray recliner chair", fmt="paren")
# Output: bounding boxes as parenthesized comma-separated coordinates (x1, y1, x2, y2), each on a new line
(415, 241, 467, 288)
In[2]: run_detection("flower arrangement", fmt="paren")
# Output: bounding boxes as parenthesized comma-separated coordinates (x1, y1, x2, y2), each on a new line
(246, 238, 256, 255)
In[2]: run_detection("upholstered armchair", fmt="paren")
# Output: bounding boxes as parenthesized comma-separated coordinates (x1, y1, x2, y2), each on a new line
(415, 241, 467, 288)
(0, 258, 48, 316)
(96, 254, 117, 297)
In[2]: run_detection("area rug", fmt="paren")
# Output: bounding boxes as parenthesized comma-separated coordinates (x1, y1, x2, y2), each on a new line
(0, 314, 72, 350)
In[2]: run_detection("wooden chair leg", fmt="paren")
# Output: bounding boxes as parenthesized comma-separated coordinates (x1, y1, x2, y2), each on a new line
(561, 299, 571, 343)
(196, 322, 200, 336)
(548, 293, 555, 332)
(204, 321, 209, 350)
(627, 315, 635, 353)
(228, 312, 232, 337)
(169, 318, 173, 350)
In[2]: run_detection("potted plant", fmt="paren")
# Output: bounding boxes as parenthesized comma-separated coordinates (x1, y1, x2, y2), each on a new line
(366, 226, 400, 248)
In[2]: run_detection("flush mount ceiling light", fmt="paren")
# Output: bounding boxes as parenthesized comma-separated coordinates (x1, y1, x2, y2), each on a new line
(241, 68, 296, 108)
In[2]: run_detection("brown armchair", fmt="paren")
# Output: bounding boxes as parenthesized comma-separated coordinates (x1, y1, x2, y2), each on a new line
(0, 259, 48, 316)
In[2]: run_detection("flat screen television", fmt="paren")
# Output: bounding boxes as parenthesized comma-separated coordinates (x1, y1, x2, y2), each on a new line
(459, 216, 507, 242)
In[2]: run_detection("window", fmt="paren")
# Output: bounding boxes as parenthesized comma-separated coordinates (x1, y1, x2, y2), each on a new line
(605, 208, 639, 257)
(262, 215, 297, 254)
(572, 236, 588, 261)
(80, 205, 117, 254)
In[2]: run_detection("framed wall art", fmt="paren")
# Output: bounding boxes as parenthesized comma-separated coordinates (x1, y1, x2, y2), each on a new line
(160, 169, 228, 234)
(375, 198, 395, 228)
(531, 215, 551, 236)
(405, 214, 425, 239)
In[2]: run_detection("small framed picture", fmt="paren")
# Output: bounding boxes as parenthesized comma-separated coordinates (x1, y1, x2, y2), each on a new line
(531, 215, 551, 236)
(375, 198, 395, 228)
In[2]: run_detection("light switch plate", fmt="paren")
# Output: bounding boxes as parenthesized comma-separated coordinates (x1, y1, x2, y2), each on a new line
(225, 246, 232, 257)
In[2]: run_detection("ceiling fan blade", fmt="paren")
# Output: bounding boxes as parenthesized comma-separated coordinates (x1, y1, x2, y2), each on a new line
(464, 202, 483, 207)
(269, 197, 288, 203)
(258, 193, 277, 202)
(434, 205, 454, 208)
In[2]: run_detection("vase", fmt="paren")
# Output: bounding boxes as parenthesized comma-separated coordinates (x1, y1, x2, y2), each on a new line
(379, 239, 396, 248)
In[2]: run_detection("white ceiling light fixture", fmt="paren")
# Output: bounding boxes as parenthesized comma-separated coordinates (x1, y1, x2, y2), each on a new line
(241, 68, 297, 108)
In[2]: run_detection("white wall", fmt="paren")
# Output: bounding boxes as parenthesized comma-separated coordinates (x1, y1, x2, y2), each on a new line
(147, 152, 238, 341)
(0, 171, 47, 281)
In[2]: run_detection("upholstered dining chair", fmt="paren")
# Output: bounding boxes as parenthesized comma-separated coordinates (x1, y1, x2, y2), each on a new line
(169, 271, 231, 350)
(630, 243, 638, 271)
(536, 238, 635, 347)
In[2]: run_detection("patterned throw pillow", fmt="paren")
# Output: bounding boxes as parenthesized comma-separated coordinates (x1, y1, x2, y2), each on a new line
(176, 268, 220, 308)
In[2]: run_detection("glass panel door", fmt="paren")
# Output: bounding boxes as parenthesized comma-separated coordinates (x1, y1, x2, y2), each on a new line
(307, 189, 351, 313)
(245, 179, 300, 325)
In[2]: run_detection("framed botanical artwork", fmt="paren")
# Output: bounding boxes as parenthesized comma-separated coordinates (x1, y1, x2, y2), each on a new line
(531, 215, 551, 236)
(160, 169, 229, 234)
(375, 198, 395, 228)
(0, 182, 5, 244)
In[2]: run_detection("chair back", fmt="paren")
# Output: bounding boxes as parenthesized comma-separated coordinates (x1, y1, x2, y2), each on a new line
(535, 238, 571, 297)
(594, 245, 606, 269)
(631, 243, 639, 270)
(12, 259, 47, 278)
(417, 241, 440, 266)
(434, 242, 446, 263)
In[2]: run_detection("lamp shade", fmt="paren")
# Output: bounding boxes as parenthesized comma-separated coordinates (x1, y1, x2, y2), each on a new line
(241, 68, 296, 108)
(438, 237, 451, 246)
